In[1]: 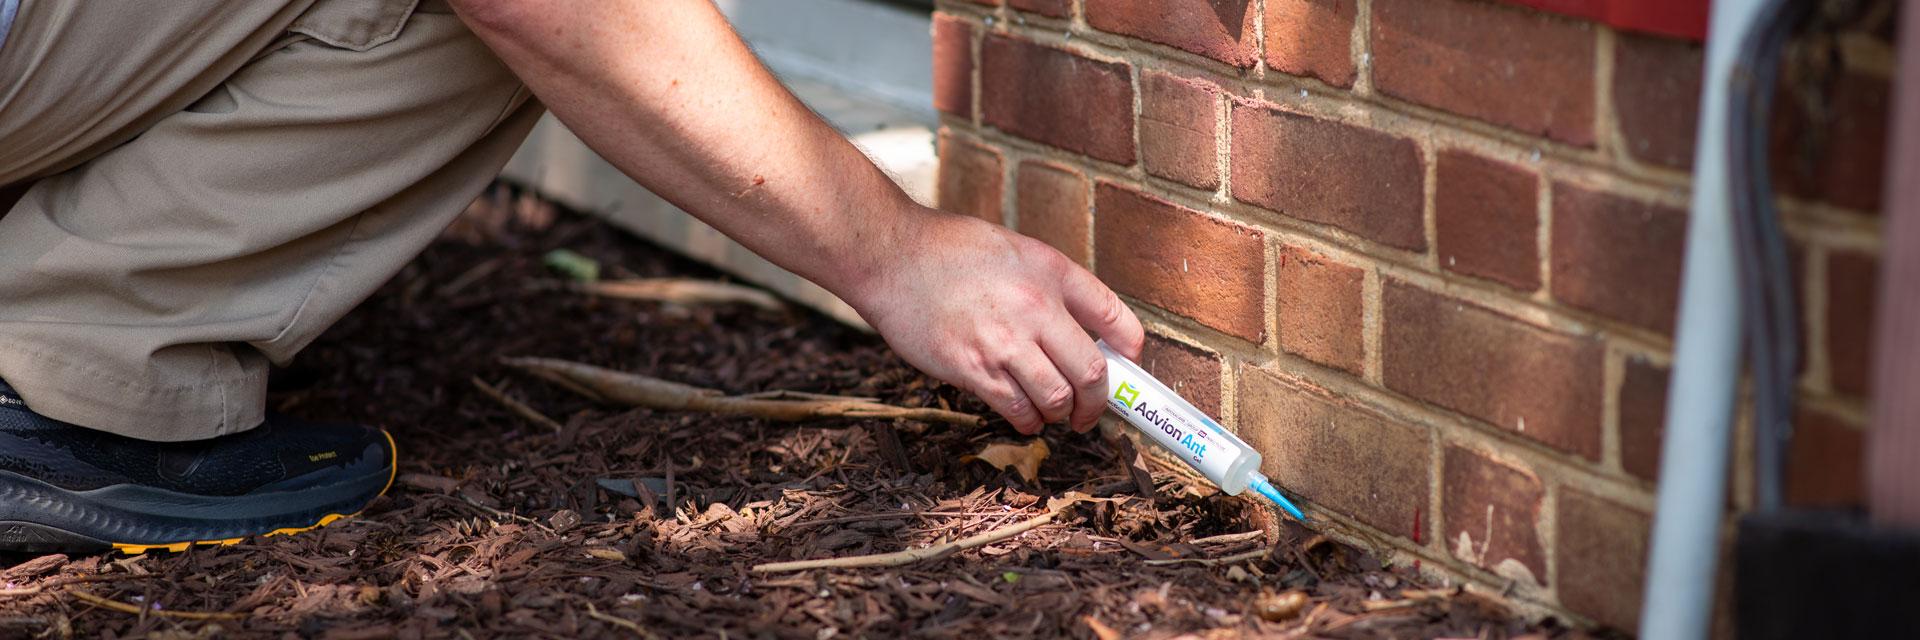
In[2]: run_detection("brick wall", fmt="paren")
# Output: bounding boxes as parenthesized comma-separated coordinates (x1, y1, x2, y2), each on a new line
(933, 0, 1898, 630)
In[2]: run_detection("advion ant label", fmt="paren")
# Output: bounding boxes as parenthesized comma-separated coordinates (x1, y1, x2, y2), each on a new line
(1106, 376, 1242, 481)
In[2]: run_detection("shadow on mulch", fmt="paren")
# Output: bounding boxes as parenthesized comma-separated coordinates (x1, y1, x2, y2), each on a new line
(0, 190, 1600, 639)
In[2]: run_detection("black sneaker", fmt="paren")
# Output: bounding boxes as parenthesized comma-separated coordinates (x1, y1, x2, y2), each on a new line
(0, 379, 396, 554)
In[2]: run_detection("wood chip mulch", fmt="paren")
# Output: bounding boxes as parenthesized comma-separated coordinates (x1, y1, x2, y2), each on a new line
(0, 191, 1605, 639)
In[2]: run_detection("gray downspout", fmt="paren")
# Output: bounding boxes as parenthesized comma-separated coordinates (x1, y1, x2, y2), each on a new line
(1639, 0, 1765, 638)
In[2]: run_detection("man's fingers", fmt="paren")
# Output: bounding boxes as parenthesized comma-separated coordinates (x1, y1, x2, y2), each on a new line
(975, 369, 1045, 434)
(1004, 350, 1076, 427)
(1037, 318, 1109, 433)
(1062, 267, 1145, 359)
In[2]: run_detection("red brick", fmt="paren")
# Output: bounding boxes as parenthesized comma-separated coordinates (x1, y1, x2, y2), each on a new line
(936, 132, 1004, 224)
(1786, 408, 1866, 508)
(1619, 356, 1670, 482)
(1277, 245, 1364, 374)
(981, 35, 1136, 165)
(1141, 71, 1221, 190)
(1263, 0, 1357, 87)
(1084, 0, 1258, 68)
(1827, 250, 1880, 397)
(1372, 0, 1596, 146)
(1442, 446, 1546, 586)
(932, 14, 974, 118)
(1613, 32, 1703, 169)
(1009, 0, 1069, 18)
(1094, 183, 1267, 342)
(1551, 183, 1688, 334)
(1383, 281, 1604, 460)
(1239, 367, 1430, 538)
(1139, 334, 1223, 416)
(1015, 161, 1092, 266)
(1556, 489, 1650, 632)
(1434, 151, 1540, 291)
(1230, 103, 1425, 250)
(1772, 72, 1892, 212)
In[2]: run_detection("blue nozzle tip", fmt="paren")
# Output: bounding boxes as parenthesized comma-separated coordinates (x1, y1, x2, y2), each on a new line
(1250, 476, 1307, 521)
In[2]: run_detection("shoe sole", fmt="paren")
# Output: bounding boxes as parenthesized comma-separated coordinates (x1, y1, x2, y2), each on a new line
(0, 430, 397, 555)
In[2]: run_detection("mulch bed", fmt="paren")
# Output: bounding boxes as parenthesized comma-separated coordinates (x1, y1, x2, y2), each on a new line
(0, 190, 1598, 639)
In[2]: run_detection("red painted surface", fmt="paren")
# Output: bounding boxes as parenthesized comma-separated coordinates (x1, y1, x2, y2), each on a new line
(1500, 0, 1710, 41)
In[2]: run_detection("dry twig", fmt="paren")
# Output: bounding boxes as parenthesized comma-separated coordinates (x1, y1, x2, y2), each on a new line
(471, 377, 566, 432)
(504, 357, 984, 427)
(69, 590, 244, 621)
(752, 496, 1087, 573)
(1359, 586, 1462, 612)
(563, 278, 786, 311)
(584, 603, 662, 639)
(1141, 548, 1271, 567)
(1190, 530, 1267, 546)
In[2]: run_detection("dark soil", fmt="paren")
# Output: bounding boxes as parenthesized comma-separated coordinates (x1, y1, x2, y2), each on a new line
(0, 189, 1586, 639)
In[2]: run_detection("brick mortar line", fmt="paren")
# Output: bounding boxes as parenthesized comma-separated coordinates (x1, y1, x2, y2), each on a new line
(1592, 27, 1623, 165)
(1353, 0, 1375, 97)
(1362, 266, 1384, 385)
(1419, 139, 1440, 270)
(1806, 244, 1833, 393)
(1220, 343, 1243, 432)
(965, 11, 984, 129)
(1601, 347, 1626, 475)
(1262, 234, 1281, 358)
(1535, 173, 1555, 304)
(1212, 67, 1234, 202)
(1425, 390, 1444, 555)
(1799, 390, 1873, 427)
(1730, 397, 1757, 510)
(1252, 0, 1269, 81)
(997, 137, 1022, 230)
(1778, 200, 1887, 248)
(972, 15, 1702, 193)
(1539, 482, 1562, 603)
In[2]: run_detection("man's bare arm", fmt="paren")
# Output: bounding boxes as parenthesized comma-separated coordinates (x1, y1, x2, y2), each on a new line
(447, 0, 1144, 433)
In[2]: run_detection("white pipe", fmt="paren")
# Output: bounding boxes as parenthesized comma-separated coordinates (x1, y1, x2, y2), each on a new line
(1639, 1, 1765, 638)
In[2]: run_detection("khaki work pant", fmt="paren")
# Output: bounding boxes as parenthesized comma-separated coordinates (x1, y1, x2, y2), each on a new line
(0, 0, 543, 441)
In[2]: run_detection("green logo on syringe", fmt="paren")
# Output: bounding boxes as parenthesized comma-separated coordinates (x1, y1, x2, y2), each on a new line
(1113, 381, 1140, 408)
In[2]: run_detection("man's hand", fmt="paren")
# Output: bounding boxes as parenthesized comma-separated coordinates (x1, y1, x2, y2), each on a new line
(848, 212, 1143, 434)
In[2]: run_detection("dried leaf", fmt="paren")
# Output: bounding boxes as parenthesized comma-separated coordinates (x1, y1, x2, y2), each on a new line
(964, 439, 1050, 482)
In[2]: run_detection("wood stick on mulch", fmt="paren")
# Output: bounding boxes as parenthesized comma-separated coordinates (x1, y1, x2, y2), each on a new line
(69, 591, 244, 621)
(472, 377, 566, 432)
(503, 357, 985, 427)
(563, 278, 787, 312)
(753, 496, 1087, 573)
(584, 603, 662, 640)
(1141, 548, 1271, 567)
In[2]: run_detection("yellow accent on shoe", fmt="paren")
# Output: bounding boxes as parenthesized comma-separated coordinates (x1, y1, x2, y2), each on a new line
(110, 429, 399, 556)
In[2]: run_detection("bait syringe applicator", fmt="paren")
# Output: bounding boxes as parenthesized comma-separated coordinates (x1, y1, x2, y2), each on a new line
(1099, 340, 1307, 521)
